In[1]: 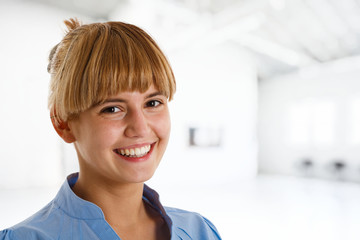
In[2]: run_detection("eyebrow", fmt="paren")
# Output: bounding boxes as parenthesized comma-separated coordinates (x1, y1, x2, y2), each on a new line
(100, 91, 165, 104)
(146, 91, 165, 99)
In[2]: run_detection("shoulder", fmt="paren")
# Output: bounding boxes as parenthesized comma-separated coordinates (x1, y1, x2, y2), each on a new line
(0, 230, 11, 240)
(165, 207, 222, 240)
(0, 201, 63, 240)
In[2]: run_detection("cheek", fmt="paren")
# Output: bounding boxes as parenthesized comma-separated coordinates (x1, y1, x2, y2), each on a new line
(154, 112, 171, 141)
(76, 122, 119, 152)
(94, 122, 124, 147)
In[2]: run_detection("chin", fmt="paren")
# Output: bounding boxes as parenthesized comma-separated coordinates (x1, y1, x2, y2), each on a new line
(126, 170, 157, 184)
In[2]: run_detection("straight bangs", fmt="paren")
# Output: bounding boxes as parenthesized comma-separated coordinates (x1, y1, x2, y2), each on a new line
(86, 22, 176, 107)
(50, 21, 175, 121)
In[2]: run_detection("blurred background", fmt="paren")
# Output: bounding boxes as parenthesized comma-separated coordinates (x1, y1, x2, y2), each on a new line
(1, 0, 360, 239)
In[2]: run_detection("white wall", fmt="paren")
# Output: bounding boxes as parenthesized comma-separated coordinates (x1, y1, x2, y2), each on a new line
(148, 42, 258, 191)
(0, 1, 90, 188)
(259, 56, 360, 182)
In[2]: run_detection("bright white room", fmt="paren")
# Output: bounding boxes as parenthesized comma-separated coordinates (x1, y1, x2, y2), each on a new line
(0, 0, 360, 239)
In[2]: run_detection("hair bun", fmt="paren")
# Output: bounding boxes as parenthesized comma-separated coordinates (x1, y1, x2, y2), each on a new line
(47, 43, 59, 73)
(47, 18, 82, 73)
(64, 18, 82, 33)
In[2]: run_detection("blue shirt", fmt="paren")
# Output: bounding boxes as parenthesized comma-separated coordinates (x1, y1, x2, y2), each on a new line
(0, 173, 221, 240)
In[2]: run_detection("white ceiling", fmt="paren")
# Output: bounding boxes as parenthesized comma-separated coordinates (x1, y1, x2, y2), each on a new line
(28, 0, 360, 79)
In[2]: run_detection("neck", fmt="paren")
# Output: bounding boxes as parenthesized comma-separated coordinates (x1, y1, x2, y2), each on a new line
(72, 171, 146, 228)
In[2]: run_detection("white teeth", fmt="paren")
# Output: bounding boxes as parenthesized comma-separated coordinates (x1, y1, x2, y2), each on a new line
(135, 148, 141, 155)
(117, 145, 151, 157)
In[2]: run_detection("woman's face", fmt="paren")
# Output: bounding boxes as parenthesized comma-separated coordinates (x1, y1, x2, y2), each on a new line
(67, 85, 171, 184)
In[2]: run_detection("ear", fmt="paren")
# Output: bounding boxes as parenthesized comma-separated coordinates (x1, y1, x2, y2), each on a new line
(50, 114, 76, 143)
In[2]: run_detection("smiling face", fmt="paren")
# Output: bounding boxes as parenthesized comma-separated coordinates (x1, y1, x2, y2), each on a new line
(65, 85, 171, 185)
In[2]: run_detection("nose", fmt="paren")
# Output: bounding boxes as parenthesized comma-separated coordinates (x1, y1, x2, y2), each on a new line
(124, 109, 150, 138)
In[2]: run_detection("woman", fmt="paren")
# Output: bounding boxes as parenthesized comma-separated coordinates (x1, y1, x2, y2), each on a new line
(0, 19, 221, 240)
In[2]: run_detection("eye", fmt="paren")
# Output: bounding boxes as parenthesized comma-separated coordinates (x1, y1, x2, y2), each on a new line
(145, 100, 162, 108)
(100, 106, 121, 113)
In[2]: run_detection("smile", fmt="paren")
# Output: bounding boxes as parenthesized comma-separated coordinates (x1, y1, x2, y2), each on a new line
(114, 144, 151, 158)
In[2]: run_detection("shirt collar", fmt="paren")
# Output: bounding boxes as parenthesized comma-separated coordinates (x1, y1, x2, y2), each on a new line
(53, 173, 173, 230)
(143, 183, 173, 231)
(53, 173, 106, 220)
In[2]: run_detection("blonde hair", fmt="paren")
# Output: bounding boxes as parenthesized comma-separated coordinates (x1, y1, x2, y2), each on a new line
(48, 18, 176, 122)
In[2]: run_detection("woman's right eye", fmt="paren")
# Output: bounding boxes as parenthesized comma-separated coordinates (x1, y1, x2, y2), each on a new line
(100, 106, 121, 113)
